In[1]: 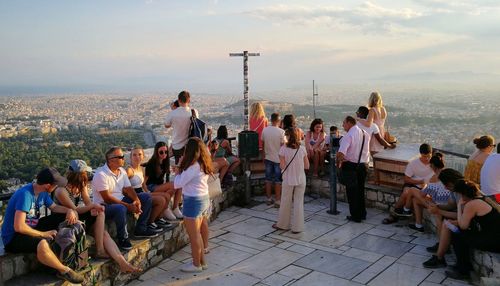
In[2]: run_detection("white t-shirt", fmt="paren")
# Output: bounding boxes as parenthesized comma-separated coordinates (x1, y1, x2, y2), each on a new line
(404, 157, 434, 188)
(261, 126, 285, 163)
(480, 153, 500, 196)
(91, 164, 131, 204)
(357, 122, 383, 153)
(338, 125, 370, 164)
(279, 145, 307, 186)
(174, 162, 209, 197)
(165, 107, 198, 150)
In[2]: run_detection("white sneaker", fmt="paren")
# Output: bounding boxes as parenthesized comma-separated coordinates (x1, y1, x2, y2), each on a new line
(201, 263, 208, 270)
(164, 208, 177, 221)
(180, 263, 202, 273)
(173, 208, 184, 219)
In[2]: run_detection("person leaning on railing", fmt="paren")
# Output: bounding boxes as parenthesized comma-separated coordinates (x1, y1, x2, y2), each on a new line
(464, 135, 496, 185)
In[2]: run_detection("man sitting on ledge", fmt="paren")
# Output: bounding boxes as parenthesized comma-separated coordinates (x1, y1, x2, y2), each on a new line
(1, 168, 84, 283)
(92, 146, 159, 251)
(382, 143, 434, 225)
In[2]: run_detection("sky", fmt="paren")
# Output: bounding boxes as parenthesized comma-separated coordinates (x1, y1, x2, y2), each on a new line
(1, 0, 500, 94)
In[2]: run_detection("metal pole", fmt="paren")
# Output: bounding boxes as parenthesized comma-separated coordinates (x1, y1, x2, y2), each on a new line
(243, 51, 249, 130)
(327, 134, 340, 215)
(313, 80, 316, 119)
(229, 51, 260, 205)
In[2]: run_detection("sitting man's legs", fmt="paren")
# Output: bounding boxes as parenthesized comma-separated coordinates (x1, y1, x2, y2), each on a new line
(105, 203, 130, 249)
(122, 192, 153, 236)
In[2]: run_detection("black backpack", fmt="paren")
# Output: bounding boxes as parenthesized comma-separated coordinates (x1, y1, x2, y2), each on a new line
(52, 221, 89, 271)
(189, 109, 208, 143)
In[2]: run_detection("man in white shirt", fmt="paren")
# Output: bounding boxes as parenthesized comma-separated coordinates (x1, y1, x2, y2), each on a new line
(92, 147, 157, 250)
(356, 106, 396, 155)
(336, 116, 370, 223)
(392, 143, 434, 218)
(165, 90, 198, 164)
(481, 144, 500, 202)
(261, 113, 286, 207)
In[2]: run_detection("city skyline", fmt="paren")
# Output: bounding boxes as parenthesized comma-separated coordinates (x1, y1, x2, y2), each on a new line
(1, 1, 500, 94)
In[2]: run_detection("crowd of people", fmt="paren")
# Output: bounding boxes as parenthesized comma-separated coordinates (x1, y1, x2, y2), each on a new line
(1, 90, 498, 283)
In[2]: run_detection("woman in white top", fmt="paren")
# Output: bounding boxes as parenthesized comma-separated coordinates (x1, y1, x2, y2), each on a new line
(126, 146, 173, 231)
(273, 127, 310, 233)
(174, 137, 213, 273)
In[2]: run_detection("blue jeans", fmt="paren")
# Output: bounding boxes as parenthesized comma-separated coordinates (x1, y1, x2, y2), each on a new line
(265, 160, 282, 184)
(104, 192, 152, 240)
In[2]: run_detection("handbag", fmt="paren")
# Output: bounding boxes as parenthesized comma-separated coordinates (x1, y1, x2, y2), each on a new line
(208, 175, 222, 199)
(383, 124, 397, 144)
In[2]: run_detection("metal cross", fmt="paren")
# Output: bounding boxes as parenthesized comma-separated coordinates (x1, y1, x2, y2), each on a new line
(229, 51, 260, 130)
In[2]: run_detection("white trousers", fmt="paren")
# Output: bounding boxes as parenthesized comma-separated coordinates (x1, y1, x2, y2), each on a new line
(276, 183, 306, 232)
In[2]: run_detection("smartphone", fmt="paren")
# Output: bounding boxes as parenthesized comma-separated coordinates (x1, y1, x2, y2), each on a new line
(444, 219, 460, 233)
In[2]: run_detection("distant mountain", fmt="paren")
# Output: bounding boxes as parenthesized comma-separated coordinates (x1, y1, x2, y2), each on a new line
(373, 71, 499, 82)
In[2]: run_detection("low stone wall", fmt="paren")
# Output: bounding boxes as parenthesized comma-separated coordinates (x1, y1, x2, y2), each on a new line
(1, 185, 236, 286)
(308, 176, 401, 212)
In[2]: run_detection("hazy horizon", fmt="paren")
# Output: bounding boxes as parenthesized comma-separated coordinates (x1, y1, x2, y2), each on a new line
(2, 1, 500, 94)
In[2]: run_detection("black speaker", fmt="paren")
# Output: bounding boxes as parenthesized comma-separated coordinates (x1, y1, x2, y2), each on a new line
(238, 131, 259, 158)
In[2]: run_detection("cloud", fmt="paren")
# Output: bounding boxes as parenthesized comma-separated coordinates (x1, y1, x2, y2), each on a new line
(412, 0, 500, 15)
(245, 2, 423, 34)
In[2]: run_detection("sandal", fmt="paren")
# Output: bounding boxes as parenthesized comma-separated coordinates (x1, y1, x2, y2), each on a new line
(266, 198, 274, 206)
(382, 215, 399, 225)
(272, 224, 287, 231)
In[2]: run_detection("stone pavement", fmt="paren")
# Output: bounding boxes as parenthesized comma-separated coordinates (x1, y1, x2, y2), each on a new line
(127, 197, 472, 286)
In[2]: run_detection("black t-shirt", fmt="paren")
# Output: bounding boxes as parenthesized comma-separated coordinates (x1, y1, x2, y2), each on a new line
(144, 160, 169, 185)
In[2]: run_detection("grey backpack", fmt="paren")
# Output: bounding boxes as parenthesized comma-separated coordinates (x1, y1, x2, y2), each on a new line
(53, 220, 88, 270)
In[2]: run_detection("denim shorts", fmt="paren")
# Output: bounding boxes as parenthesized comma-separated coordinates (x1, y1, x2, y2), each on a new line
(182, 195, 209, 219)
(147, 184, 157, 192)
(265, 159, 282, 184)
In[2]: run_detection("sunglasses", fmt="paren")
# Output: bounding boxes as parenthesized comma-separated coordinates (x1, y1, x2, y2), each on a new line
(159, 150, 168, 155)
(111, 155, 125, 160)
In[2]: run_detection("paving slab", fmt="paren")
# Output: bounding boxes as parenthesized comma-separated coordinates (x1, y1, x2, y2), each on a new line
(367, 263, 432, 286)
(294, 250, 371, 280)
(223, 217, 276, 238)
(346, 234, 415, 258)
(230, 247, 304, 279)
(342, 247, 384, 263)
(352, 256, 396, 284)
(312, 222, 373, 248)
(218, 232, 276, 250)
(289, 271, 364, 286)
(277, 265, 312, 280)
(281, 219, 338, 242)
(261, 273, 294, 286)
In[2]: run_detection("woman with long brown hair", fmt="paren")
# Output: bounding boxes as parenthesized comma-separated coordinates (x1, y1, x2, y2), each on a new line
(54, 160, 141, 273)
(273, 127, 309, 233)
(142, 141, 183, 221)
(174, 137, 213, 273)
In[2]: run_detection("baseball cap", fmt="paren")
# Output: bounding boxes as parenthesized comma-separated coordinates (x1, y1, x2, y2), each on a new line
(37, 167, 68, 187)
(69, 159, 92, 173)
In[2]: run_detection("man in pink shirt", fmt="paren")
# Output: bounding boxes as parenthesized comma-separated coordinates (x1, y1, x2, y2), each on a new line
(336, 116, 370, 223)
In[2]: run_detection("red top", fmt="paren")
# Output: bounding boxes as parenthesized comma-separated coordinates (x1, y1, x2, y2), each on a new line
(249, 117, 268, 149)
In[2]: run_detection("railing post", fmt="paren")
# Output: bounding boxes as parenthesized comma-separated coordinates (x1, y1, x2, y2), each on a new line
(327, 134, 340, 215)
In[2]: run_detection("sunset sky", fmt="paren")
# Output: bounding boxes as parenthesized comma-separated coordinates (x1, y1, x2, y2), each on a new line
(1, 0, 499, 93)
